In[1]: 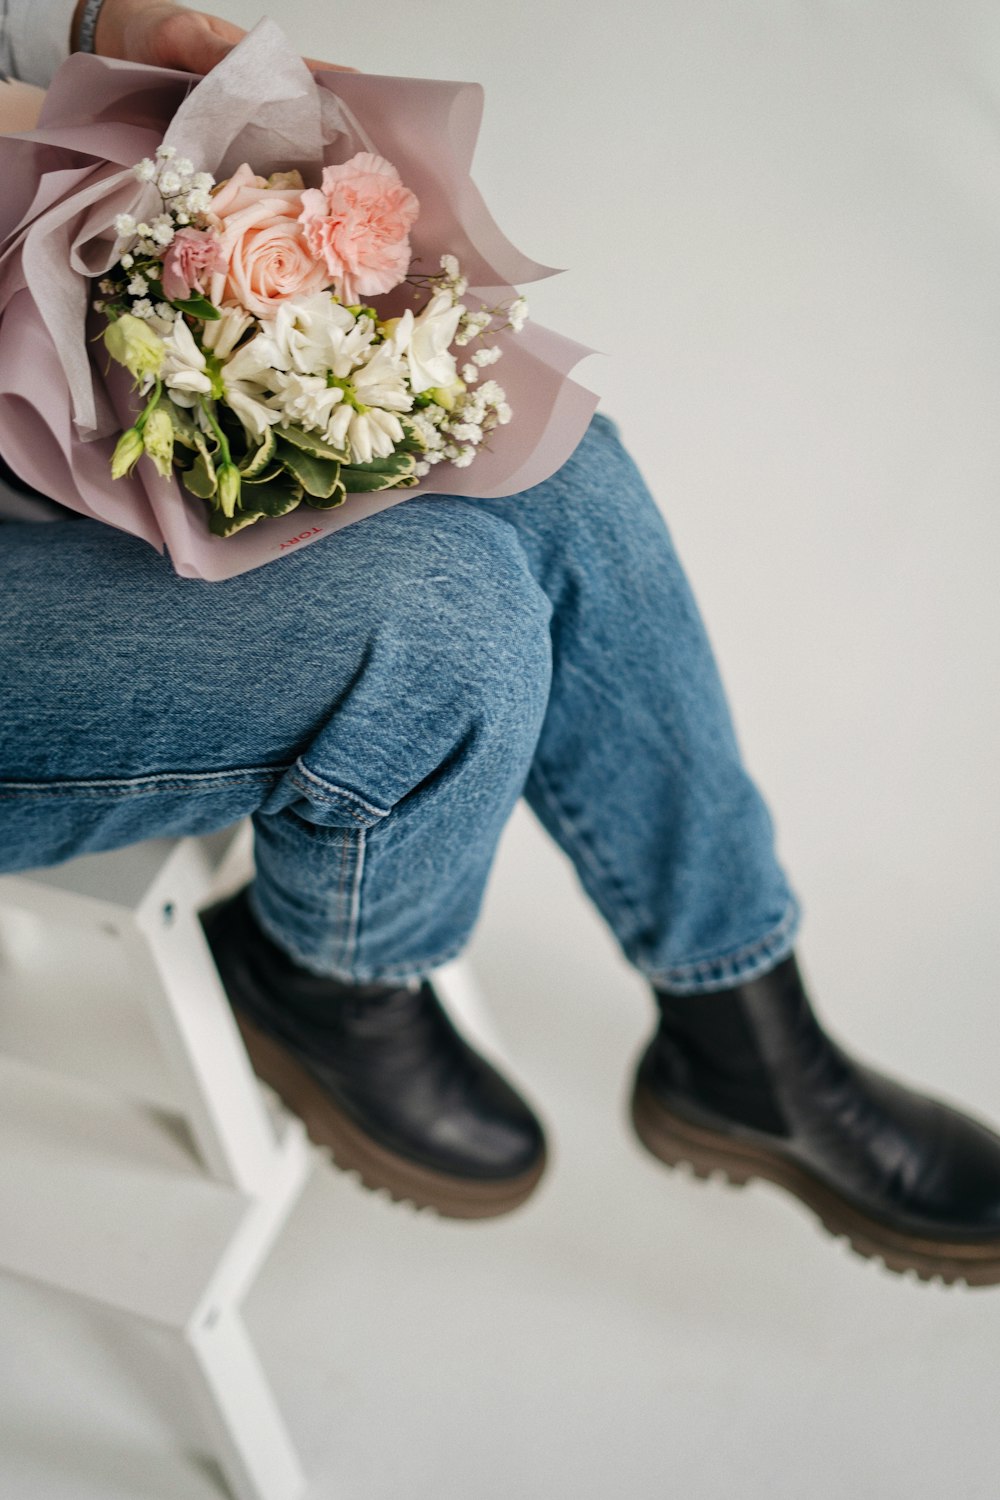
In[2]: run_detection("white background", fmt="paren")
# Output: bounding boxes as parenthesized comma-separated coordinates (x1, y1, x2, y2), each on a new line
(7, 3, 1000, 1497)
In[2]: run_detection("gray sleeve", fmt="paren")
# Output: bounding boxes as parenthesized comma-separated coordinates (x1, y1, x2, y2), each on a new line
(0, 0, 79, 87)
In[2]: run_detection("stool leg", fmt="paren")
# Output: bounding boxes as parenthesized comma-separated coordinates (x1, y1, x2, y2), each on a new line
(178, 1302, 306, 1500)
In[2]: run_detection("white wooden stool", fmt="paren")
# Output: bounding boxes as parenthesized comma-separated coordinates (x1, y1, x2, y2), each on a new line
(0, 824, 313, 1500)
(0, 823, 508, 1499)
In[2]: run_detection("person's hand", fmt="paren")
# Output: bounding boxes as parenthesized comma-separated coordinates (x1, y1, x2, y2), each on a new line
(72, 0, 356, 76)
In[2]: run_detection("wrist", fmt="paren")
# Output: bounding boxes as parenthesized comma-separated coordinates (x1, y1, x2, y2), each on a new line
(70, 0, 132, 57)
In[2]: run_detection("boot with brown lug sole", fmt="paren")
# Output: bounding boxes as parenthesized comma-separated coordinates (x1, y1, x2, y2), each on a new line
(201, 887, 547, 1220)
(631, 953, 1000, 1287)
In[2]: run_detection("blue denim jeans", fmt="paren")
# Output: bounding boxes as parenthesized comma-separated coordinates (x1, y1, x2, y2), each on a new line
(0, 413, 801, 993)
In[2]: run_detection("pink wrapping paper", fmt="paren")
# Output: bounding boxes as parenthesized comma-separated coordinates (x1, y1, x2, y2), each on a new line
(0, 20, 597, 580)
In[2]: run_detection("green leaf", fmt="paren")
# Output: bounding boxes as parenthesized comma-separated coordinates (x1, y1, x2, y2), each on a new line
(170, 291, 221, 321)
(340, 450, 417, 493)
(181, 448, 217, 499)
(208, 509, 262, 537)
(207, 478, 303, 536)
(276, 424, 348, 462)
(304, 476, 347, 510)
(243, 465, 285, 486)
(276, 441, 343, 499)
(238, 425, 277, 478)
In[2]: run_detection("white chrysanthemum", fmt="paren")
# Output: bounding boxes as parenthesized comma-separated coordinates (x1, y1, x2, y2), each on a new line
(269, 370, 345, 437)
(351, 342, 412, 414)
(266, 294, 372, 378)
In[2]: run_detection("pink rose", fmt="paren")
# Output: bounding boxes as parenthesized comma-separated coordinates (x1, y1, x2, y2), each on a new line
(298, 152, 419, 305)
(160, 227, 226, 302)
(206, 163, 329, 319)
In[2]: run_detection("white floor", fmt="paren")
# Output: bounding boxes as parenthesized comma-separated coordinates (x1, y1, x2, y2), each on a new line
(3, 799, 1000, 1500)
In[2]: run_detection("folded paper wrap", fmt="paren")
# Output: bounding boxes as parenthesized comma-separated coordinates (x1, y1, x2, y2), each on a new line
(0, 18, 596, 579)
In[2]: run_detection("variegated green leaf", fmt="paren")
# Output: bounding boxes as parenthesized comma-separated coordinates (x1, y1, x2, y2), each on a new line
(277, 441, 343, 499)
(277, 424, 348, 462)
(181, 448, 217, 499)
(239, 425, 277, 478)
(304, 476, 347, 510)
(341, 450, 417, 493)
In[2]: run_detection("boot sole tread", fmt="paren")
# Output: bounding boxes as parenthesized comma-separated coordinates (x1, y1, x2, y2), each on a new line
(233, 1005, 545, 1221)
(632, 1081, 1000, 1287)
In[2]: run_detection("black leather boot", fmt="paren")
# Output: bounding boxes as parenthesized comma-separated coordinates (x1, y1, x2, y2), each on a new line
(631, 953, 1000, 1285)
(201, 887, 546, 1219)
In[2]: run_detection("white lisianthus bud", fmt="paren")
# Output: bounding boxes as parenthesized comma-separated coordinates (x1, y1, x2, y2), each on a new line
(217, 464, 241, 518)
(142, 407, 175, 479)
(110, 426, 145, 478)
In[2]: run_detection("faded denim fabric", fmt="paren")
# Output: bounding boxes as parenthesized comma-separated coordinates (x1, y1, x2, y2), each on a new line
(0, 413, 802, 993)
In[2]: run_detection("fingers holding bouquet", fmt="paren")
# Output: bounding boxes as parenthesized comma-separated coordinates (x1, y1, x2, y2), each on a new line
(70, 0, 357, 75)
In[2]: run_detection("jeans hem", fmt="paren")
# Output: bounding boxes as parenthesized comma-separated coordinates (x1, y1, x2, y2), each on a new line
(247, 883, 463, 986)
(641, 894, 802, 995)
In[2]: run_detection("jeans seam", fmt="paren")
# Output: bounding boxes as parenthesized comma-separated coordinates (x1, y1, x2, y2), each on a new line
(344, 826, 366, 972)
(0, 767, 287, 799)
(288, 759, 392, 823)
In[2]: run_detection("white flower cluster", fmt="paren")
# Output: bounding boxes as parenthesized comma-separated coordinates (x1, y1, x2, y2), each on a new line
(150, 263, 519, 474)
(113, 145, 215, 269)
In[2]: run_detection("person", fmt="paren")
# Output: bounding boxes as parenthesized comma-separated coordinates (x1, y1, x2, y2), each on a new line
(3, 0, 1000, 1284)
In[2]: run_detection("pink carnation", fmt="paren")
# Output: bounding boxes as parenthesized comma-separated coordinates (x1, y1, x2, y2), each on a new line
(298, 152, 419, 305)
(160, 227, 226, 302)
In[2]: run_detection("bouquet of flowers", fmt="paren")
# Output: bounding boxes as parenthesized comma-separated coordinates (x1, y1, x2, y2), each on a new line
(100, 147, 529, 537)
(0, 19, 595, 579)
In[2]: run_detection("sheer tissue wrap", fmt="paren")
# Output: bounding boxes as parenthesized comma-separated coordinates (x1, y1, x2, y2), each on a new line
(0, 19, 597, 580)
